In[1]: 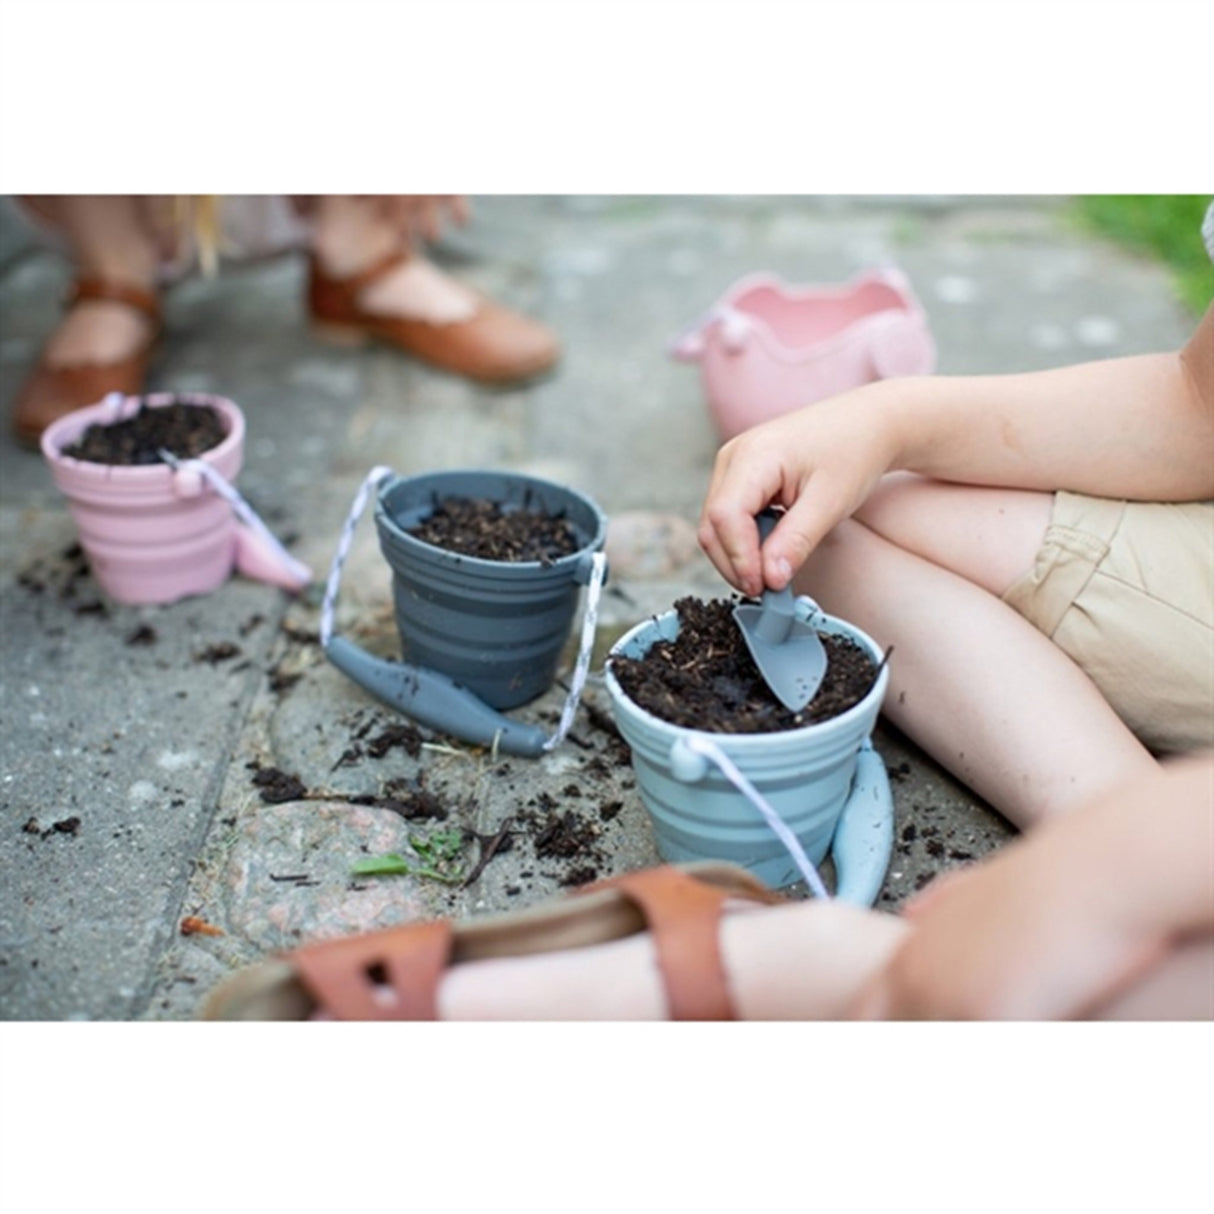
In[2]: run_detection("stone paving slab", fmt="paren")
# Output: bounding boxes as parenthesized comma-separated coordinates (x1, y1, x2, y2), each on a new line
(0, 195, 1196, 1020)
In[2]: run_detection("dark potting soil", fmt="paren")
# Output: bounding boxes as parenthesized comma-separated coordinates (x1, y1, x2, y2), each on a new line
(610, 596, 881, 734)
(407, 496, 580, 564)
(61, 401, 227, 465)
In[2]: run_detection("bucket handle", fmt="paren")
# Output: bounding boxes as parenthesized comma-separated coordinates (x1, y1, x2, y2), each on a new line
(667, 735, 894, 904)
(154, 449, 312, 591)
(321, 466, 608, 759)
(668, 304, 754, 361)
(669, 735, 831, 899)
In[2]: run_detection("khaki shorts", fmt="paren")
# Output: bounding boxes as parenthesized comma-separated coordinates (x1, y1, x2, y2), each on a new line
(1002, 491, 1214, 753)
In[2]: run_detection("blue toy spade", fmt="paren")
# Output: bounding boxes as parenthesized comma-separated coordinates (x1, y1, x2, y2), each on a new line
(732, 509, 828, 711)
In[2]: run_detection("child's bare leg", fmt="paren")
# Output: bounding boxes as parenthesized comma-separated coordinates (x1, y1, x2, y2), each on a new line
(434, 889, 1207, 1020)
(438, 899, 908, 1020)
(854, 472, 1053, 598)
(1095, 938, 1214, 1020)
(22, 195, 159, 364)
(797, 481, 1156, 827)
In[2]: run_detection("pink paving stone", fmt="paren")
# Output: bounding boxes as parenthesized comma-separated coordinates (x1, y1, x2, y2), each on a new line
(604, 511, 701, 579)
(220, 800, 443, 953)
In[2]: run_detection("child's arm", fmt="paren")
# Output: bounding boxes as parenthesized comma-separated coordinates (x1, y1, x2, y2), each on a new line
(848, 753, 1214, 1020)
(700, 307, 1213, 597)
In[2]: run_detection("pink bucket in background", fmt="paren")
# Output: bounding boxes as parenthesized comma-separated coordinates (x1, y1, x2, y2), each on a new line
(671, 267, 936, 441)
(40, 392, 310, 605)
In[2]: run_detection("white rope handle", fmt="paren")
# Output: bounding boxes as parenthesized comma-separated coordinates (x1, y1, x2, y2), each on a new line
(320, 465, 393, 648)
(542, 550, 608, 752)
(679, 735, 832, 899)
(157, 449, 312, 588)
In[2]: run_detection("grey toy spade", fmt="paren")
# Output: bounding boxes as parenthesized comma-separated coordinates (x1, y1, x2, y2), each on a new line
(733, 509, 828, 711)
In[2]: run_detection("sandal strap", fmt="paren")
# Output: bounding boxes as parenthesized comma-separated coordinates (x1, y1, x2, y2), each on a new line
(581, 867, 742, 1020)
(284, 863, 781, 1021)
(68, 277, 162, 325)
(292, 920, 453, 1021)
(310, 248, 413, 307)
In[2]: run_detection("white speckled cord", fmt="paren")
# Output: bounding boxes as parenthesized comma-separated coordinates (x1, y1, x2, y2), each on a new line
(320, 465, 393, 648)
(542, 550, 607, 752)
(156, 448, 312, 587)
(680, 734, 831, 899)
(322, 467, 605, 753)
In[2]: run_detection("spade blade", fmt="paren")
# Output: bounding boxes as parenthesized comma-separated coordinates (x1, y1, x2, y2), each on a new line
(733, 591, 827, 712)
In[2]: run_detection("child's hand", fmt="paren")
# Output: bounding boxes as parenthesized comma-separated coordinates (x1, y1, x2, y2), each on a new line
(851, 755, 1212, 1019)
(848, 844, 1164, 1020)
(697, 385, 901, 597)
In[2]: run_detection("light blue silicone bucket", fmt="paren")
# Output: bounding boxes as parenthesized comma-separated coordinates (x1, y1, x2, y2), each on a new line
(604, 603, 893, 901)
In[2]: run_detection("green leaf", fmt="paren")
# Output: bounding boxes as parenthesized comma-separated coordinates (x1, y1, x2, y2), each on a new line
(351, 853, 412, 877)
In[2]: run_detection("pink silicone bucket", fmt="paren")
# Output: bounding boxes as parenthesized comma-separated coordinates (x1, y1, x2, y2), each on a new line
(672, 267, 936, 441)
(40, 392, 246, 605)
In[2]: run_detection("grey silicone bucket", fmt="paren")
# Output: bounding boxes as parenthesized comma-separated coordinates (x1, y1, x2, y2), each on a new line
(326, 469, 607, 757)
(604, 603, 892, 894)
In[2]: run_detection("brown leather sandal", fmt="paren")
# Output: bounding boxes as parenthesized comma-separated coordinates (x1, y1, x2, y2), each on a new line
(202, 862, 785, 1021)
(307, 250, 559, 387)
(10, 277, 162, 448)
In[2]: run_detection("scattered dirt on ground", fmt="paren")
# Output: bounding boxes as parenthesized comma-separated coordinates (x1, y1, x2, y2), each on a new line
(332, 719, 427, 768)
(194, 642, 241, 665)
(609, 596, 879, 733)
(61, 400, 227, 465)
(349, 775, 449, 822)
(515, 792, 608, 886)
(407, 496, 581, 564)
(364, 722, 424, 759)
(21, 816, 82, 840)
(245, 759, 452, 822)
(17, 543, 105, 612)
(247, 763, 307, 804)
(269, 665, 302, 693)
(281, 621, 320, 645)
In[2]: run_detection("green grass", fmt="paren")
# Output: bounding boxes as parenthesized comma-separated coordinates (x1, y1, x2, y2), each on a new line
(1073, 195, 1213, 316)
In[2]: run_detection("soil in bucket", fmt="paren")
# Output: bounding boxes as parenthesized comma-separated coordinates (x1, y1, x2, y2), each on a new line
(407, 496, 581, 564)
(610, 596, 880, 733)
(61, 400, 227, 465)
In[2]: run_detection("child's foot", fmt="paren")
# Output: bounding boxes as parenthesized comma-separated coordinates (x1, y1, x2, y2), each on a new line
(41, 298, 157, 367)
(9, 280, 161, 447)
(355, 255, 480, 324)
(308, 250, 559, 387)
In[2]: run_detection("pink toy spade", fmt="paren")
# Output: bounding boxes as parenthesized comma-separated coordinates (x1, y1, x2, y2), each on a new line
(671, 266, 936, 441)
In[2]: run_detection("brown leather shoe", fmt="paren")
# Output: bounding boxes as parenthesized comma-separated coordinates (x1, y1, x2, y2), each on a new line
(307, 250, 559, 386)
(10, 278, 161, 449)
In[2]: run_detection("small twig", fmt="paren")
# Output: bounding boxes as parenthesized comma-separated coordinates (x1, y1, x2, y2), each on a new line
(421, 741, 470, 758)
(461, 818, 515, 888)
(869, 645, 894, 695)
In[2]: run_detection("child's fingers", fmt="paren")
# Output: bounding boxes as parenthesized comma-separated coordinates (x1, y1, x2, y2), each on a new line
(697, 504, 765, 597)
(761, 473, 853, 587)
(698, 448, 784, 596)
